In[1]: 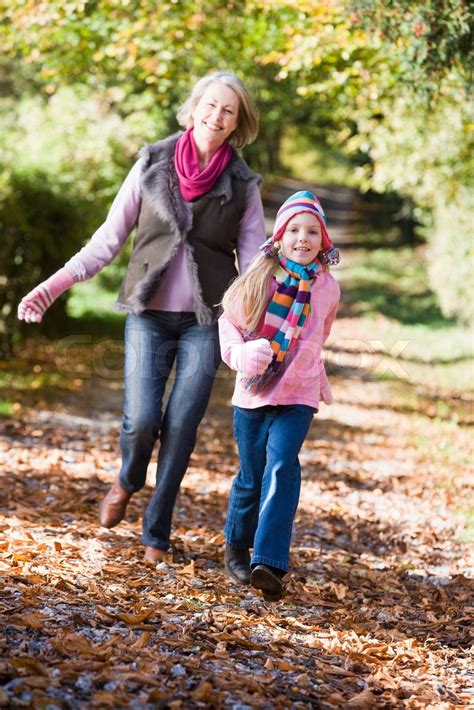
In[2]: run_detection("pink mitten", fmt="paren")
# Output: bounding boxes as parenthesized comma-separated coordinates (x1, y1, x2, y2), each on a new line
(319, 359, 333, 404)
(230, 337, 274, 376)
(17, 268, 75, 323)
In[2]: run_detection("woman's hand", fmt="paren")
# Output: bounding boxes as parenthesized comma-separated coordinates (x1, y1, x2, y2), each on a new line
(17, 268, 75, 323)
(230, 337, 274, 376)
(18, 285, 52, 323)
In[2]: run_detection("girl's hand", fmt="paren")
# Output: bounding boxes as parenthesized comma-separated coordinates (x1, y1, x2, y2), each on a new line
(231, 338, 274, 376)
(17, 268, 75, 324)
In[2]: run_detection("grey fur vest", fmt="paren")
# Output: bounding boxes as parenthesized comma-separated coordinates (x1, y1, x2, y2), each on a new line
(115, 132, 261, 324)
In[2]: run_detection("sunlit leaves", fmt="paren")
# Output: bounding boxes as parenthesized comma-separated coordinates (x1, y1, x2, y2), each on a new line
(0, 339, 472, 705)
(1, 0, 472, 322)
(350, 0, 473, 92)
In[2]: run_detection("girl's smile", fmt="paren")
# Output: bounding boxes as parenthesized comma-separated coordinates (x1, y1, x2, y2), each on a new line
(279, 212, 323, 265)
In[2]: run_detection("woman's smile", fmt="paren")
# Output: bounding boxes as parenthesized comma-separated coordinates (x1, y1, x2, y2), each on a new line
(192, 82, 239, 152)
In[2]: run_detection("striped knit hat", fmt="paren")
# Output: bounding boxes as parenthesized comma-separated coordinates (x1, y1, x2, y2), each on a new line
(261, 190, 340, 265)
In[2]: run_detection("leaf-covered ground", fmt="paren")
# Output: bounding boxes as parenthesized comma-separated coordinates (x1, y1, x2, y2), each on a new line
(1, 244, 473, 708)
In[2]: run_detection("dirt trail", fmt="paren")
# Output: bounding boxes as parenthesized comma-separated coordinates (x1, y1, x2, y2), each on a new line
(0, 186, 472, 708)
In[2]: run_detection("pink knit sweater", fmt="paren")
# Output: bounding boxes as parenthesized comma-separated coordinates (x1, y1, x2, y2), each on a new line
(218, 270, 340, 410)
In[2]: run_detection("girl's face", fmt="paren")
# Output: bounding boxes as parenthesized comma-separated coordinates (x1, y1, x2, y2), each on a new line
(279, 212, 322, 265)
(192, 82, 239, 150)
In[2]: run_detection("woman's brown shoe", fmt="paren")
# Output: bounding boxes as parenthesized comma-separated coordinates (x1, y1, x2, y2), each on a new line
(143, 546, 166, 566)
(98, 480, 133, 529)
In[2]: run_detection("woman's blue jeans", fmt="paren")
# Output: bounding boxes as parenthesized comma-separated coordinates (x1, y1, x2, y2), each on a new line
(225, 404, 315, 572)
(118, 311, 220, 550)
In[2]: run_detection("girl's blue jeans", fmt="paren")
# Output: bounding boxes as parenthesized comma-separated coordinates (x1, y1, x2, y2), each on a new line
(225, 404, 315, 572)
(118, 311, 220, 550)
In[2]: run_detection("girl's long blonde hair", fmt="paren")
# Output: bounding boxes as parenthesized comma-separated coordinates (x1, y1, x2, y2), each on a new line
(222, 250, 330, 333)
(222, 253, 279, 332)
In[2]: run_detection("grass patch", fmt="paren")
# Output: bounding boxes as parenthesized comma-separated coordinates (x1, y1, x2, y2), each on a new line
(66, 279, 125, 336)
(67, 279, 123, 321)
(336, 245, 473, 392)
(342, 246, 458, 327)
(454, 508, 474, 543)
(0, 399, 13, 417)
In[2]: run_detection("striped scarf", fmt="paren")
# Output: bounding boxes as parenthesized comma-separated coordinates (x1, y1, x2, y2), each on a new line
(243, 255, 319, 393)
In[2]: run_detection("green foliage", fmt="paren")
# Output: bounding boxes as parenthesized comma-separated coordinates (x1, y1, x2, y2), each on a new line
(455, 508, 474, 543)
(0, 85, 145, 355)
(67, 279, 124, 323)
(281, 128, 367, 188)
(257, 3, 473, 321)
(0, 399, 14, 418)
(343, 2, 473, 322)
(350, 0, 473, 93)
(428, 188, 474, 324)
(344, 72, 473, 323)
(337, 244, 473, 393)
(0, 85, 148, 201)
(1, 0, 472, 327)
(0, 1, 370, 173)
(0, 169, 91, 355)
(344, 246, 456, 327)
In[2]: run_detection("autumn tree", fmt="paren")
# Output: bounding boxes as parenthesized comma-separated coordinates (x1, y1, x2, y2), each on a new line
(1, 0, 472, 346)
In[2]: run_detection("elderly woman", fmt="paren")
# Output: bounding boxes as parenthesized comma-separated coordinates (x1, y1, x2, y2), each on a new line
(18, 71, 265, 565)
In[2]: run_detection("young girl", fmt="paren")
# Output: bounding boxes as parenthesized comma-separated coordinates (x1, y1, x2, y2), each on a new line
(218, 191, 340, 601)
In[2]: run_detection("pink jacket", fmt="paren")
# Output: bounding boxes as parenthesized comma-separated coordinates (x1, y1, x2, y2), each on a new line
(218, 270, 340, 410)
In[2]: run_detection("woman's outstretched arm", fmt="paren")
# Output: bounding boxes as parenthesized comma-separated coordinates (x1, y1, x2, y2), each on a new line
(17, 158, 143, 323)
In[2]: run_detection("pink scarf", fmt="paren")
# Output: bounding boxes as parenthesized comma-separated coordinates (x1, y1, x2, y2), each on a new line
(174, 128, 233, 202)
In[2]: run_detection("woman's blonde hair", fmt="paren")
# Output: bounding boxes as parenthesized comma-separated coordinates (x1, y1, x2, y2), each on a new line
(176, 71, 259, 149)
(222, 250, 330, 332)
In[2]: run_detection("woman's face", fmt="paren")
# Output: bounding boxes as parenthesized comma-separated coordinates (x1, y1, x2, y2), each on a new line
(279, 212, 323, 265)
(192, 82, 239, 150)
